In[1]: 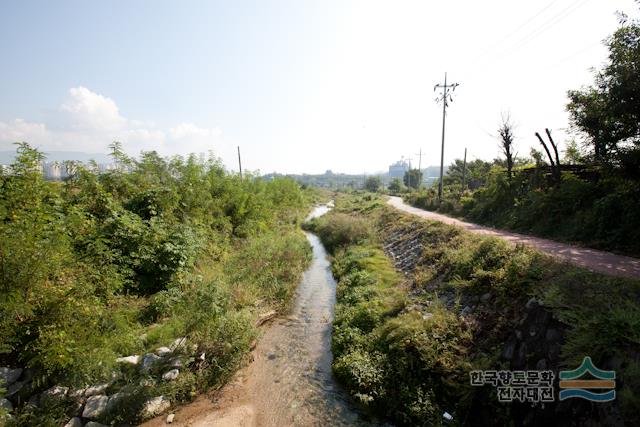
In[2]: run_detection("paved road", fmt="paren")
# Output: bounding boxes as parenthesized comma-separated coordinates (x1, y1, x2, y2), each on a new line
(387, 196, 640, 279)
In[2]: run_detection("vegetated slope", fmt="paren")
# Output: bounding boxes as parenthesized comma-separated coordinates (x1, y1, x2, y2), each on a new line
(309, 192, 640, 427)
(0, 143, 317, 426)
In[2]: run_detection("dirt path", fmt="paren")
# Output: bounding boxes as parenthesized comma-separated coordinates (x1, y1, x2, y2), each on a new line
(388, 196, 640, 279)
(140, 206, 373, 427)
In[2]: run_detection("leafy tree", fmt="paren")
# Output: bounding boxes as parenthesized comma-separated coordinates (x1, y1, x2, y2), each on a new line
(443, 159, 492, 190)
(388, 178, 403, 193)
(563, 139, 584, 164)
(364, 176, 382, 192)
(403, 169, 423, 189)
(567, 6, 640, 163)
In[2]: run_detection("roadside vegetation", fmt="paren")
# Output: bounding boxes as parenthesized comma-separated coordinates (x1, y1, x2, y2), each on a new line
(402, 8, 640, 257)
(0, 142, 317, 426)
(308, 192, 640, 426)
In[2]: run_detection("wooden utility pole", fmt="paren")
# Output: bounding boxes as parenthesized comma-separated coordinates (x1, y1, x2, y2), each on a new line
(461, 147, 467, 194)
(237, 146, 243, 179)
(434, 72, 460, 201)
(415, 148, 424, 188)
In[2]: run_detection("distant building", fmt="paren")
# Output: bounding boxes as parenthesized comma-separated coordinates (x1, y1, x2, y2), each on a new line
(388, 160, 409, 178)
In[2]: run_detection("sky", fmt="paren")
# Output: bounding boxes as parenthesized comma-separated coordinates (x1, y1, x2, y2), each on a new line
(0, 0, 637, 174)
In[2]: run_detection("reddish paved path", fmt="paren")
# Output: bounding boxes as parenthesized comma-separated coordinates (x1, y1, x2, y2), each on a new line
(388, 196, 640, 279)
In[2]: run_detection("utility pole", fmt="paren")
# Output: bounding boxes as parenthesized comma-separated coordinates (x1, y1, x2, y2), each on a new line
(434, 72, 460, 202)
(415, 148, 424, 188)
(237, 146, 243, 179)
(461, 148, 467, 195)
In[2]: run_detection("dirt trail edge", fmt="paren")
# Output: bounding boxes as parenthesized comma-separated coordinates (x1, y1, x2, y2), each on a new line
(388, 196, 640, 279)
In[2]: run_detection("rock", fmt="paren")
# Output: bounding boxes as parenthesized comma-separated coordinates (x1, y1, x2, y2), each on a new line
(167, 413, 175, 424)
(84, 383, 109, 397)
(69, 388, 86, 399)
(422, 313, 433, 321)
(256, 310, 277, 326)
(64, 417, 83, 427)
(198, 352, 205, 361)
(27, 393, 41, 407)
(166, 357, 184, 369)
(461, 306, 473, 317)
(141, 353, 162, 372)
(162, 369, 179, 382)
(525, 298, 539, 310)
(480, 292, 492, 303)
(0, 367, 22, 386)
(141, 396, 170, 418)
(116, 355, 140, 365)
(0, 398, 12, 411)
(155, 347, 172, 357)
(5, 380, 27, 401)
(536, 359, 548, 370)
(82, 394, 109, 419)
(169, 337, 187, 352)
(43, 385, 69, 399)
(107, 392, 126, 411)
(139, 378, 156, 387)
(267, 352, 276, 360)
(501, 337, 517, 361)
(545, 328, 561, 343)
(85, 422, 108, 427)
(604, 354, 624, 371)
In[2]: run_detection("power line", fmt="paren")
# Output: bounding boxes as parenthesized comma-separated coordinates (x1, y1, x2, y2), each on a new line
(504, 0, 593, 55)
(471, 0, 561, 64)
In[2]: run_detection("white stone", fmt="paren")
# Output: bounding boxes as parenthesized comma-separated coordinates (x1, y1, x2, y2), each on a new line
(63, 417, 83, 427)
(169, 337, 187, 351)
(43, 385, 69, 398)
(84, 383, 109, 397)
(85, 422, 108, 427)
(141, 396, 170, 418)
(82, 394, 109, 419)
(155, 347, 172, 357)
(166, 413, 175, 424)
(116, 355, 140, 365)
(162, 369, 179, 382)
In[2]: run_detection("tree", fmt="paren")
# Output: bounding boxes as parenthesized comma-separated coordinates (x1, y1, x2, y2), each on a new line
(567, 8, 640, 163)
(444, 159, 493, 189)
(563, 139, 583, 164)
(388, 178, 403, 193)
(497, 114, 516, 182)
(364, 176, 382, 192)
(403, 169, 423, 189)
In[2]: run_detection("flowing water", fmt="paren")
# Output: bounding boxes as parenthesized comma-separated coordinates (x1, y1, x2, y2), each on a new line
(143, 203, 377, 426)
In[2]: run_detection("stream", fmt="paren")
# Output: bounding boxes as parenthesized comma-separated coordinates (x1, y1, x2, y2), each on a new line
(143, 203, 376, 426)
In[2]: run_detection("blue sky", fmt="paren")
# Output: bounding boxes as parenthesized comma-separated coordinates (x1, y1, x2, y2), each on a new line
(1, 0, 637, 173)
